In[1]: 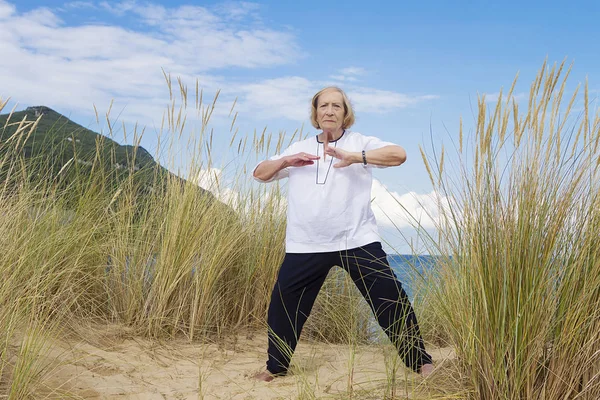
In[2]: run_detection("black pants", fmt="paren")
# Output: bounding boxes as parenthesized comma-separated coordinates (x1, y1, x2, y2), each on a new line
(265, 242, 432, 375)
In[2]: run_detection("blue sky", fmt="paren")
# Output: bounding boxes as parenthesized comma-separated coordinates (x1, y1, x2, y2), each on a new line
(2, 0, 599, 252)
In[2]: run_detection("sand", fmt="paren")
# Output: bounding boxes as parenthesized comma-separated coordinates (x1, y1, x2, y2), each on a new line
(37, 324, 457, 399)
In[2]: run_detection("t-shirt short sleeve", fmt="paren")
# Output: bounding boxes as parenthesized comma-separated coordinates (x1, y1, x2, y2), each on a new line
(252, 143, 297, 183)
(363, 135, 397, 151)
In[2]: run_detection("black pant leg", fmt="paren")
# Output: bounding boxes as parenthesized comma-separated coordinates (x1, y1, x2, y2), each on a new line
(266, 252, 331, 375)
(339, 242, 433, 372)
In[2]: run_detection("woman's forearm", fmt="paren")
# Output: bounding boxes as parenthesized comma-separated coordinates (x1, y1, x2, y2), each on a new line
(253, 158, 289, 182)
(358, 145, 407, 167)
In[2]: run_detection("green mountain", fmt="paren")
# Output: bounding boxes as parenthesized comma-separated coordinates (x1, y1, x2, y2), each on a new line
(0, 106, 209, 200)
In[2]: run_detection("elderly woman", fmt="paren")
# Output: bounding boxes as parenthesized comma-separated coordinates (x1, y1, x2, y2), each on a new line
(253, 87, 433, 381)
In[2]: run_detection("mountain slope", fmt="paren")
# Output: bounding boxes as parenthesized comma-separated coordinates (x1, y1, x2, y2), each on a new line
(0, 106, 209, 200)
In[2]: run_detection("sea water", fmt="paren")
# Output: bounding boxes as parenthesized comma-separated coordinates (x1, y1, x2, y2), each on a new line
(362, 254, 437, 343)
(387, 254, 437, 300)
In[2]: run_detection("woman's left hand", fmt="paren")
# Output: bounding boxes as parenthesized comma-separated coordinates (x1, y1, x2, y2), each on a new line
(325, 147, 356, 168)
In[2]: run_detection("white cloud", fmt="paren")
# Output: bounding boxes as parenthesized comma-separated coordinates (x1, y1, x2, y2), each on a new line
(214, 2, 261, 21)
(99, 0, 137, 16)
(0, 0, 301, 123)
(0, 0, 15, 19)
(62, 2, 97, 11)
(195, 167, 221, 191)
(195, 167, 240, 206)
(131, 4, 166, 23)
(194, 167, 287, 215)
(330, 66, 365, 82)
(23, 6, 63, 27)
(235, 78, 438, 122)
(237, 77, 319, 121)
(371, 179, 450, 229)
(349, 89, 439, 114)
(329, 75, 358, 82)
(340, 67, 366, 76)
(1, 1, 438, 129)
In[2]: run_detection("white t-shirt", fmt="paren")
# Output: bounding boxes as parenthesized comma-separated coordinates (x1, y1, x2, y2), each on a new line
(254, 131, 397, 253)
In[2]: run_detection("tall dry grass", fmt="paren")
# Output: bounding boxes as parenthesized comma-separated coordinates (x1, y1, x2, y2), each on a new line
(0, 79, 382, 397)
(0, 90, 288, 397)
(418, 61, 600, 399)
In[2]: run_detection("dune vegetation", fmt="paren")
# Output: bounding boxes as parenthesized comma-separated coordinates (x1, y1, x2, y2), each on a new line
(0, 86, 381, 398)
(415, 60, 600, 399)
(0, 61, 598, 399)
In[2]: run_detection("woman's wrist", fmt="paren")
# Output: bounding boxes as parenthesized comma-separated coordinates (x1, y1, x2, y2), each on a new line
(353, 151, 364, 165)
(280, 156, 291, 169)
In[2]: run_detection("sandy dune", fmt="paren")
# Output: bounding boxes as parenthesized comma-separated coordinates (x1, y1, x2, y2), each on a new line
(38, 324, 457, 399)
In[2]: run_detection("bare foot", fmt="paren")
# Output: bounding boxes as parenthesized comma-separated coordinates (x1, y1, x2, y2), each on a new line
(253, 370, 274, 382)
(420, 363, 434, 377)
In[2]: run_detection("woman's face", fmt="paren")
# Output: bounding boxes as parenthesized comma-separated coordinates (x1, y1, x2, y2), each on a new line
(316, 89, 345, 132)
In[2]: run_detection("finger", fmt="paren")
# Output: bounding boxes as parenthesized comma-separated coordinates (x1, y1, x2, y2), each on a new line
(300, 153, 319, 159)
(325, 150, 339, 159)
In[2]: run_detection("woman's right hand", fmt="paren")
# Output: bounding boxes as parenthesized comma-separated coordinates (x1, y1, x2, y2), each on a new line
(284, 152, 320, 167)
(253, 152, 320, 181)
